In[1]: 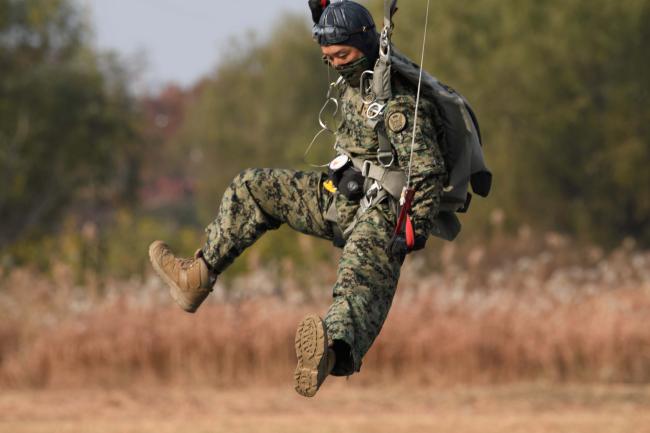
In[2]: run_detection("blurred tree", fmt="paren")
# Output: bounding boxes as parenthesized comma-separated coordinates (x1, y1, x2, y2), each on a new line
(368, 0, 650, 246)
(7, 0, 643, 273)
(172, 2, 650, 247)
(0, 0, 140, 252)
(173, 17, 333, 224)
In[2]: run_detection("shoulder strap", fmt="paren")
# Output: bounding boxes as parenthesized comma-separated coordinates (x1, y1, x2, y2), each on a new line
(384, 0, 398, 30)
(373, 0, 398, 103)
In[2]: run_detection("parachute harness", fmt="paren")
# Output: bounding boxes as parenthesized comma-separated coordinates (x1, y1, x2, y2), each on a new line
(307, 0, 434, 252)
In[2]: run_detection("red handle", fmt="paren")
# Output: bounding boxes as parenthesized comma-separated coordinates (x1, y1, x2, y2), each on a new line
(405, 215, 415, 249)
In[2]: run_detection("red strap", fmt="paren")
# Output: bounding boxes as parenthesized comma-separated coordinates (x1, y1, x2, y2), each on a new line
(393, 189, 416, 238)
(321, 0, 328, 8)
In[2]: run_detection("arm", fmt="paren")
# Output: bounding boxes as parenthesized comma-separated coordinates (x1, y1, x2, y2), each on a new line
(384, 95, 447, 244)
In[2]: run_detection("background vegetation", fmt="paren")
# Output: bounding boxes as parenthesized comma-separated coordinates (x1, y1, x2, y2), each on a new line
(2, 0, 649, 278)
(0, 0, 649, 393)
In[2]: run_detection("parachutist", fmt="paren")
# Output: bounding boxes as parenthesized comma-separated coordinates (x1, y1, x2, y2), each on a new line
(149, 0, 489, 398)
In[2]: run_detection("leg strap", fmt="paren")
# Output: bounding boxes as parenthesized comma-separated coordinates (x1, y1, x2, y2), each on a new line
(325, 200, 346, 248)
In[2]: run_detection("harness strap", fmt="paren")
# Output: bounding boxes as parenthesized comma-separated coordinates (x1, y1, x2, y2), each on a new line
(349, 156, 406, 200)
(343, 187, 393, 240)
(376, 123, 394, 167)
(374, 0, 397, 103)
(324, 152, 407, 245)
(385, 0, 398, 27)
(324, 199, 346, 248)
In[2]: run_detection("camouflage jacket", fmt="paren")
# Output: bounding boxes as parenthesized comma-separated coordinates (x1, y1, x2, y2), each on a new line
(333, 73, 447, 237)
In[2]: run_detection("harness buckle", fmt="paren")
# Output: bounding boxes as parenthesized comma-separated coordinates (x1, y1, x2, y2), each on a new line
(361, 160, 372, 178)
(366, 181, 382, 199)
(377, 151, 394, 167)
(366, 102, 385, 119)
(360, 181, 383, 212)
(379, 26, 392, 59)
(360, 70, 375, 104)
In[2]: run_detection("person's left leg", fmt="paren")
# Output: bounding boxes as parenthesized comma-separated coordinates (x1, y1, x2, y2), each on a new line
(294, 202, 405, 397)
(325, 203, 405, 376)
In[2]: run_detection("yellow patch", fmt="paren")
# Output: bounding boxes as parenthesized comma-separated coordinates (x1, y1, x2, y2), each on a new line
(323, 180, 338, 194)
(388, 112, 407, 133)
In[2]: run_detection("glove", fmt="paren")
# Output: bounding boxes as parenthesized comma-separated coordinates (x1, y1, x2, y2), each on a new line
(408, 218, 428, 251)
(388, 234, 409, 258)
(308, 0, 330, 24)
(387, 234, 427, 258)
(412, 234, 427, 251)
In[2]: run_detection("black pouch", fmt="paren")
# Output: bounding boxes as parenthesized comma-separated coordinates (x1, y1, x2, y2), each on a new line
(337, 167, 365, 201)
(328, 156, 365, 201)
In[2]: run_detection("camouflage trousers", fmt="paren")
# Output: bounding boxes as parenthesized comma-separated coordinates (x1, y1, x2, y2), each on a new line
(202, 168, 404, 376)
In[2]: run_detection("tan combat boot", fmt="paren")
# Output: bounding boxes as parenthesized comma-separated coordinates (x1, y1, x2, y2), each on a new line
(148, 240, 215, 313)
(294, 314, 336, 398)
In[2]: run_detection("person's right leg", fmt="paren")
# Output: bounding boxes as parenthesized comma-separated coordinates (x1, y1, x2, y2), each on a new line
(149, 168, 334, 312)
(150, 167, 343, 394)
(202, 168, 334, 272)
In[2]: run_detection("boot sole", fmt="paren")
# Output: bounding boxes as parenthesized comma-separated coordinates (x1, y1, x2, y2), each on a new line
(294, 314, 328, 398)
(148, 241, 204, 314)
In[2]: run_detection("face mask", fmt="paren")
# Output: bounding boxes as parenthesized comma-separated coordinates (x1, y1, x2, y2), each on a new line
(335, 56, 371, 87)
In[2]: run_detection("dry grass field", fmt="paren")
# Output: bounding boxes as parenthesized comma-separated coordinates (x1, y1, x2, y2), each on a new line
(0, 234, 649, 432)
(1, 384, 649, 433)
(1, 234, 649, 388)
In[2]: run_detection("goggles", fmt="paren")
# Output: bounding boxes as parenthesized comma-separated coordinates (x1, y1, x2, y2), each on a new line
(312, 24, 375, 45)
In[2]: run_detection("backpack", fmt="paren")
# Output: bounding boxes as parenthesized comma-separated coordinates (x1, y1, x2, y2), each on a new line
(390, 49, 492, 241)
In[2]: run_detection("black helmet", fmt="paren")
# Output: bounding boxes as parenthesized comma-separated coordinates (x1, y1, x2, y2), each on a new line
(312, 1, 379, 63)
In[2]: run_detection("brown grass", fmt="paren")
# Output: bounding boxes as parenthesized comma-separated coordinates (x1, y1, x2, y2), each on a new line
(0, 233, 649, 388)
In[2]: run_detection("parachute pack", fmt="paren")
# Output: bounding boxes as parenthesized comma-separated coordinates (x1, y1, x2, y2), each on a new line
(390, 49, 492, 241)
(366, 0, 492, 242)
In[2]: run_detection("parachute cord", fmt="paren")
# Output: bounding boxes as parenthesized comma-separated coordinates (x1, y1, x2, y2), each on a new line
(406, 0, 431, 189)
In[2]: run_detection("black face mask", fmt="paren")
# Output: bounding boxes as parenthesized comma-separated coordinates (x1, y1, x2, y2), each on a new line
(334, 56, 371, 87)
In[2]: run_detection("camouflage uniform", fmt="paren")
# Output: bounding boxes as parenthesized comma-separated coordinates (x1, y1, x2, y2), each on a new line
(202, 73, 447, 376)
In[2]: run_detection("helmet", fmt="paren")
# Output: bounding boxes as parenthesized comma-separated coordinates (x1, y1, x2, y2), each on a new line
(312, 1, 379, 63)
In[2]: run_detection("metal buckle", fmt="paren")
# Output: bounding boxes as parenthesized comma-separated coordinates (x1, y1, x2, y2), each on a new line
(362, 160, 372, 178)
(366, 181, 382, 199)
(379, 26, 392, 59)
(360, 70, 375, 104)
(377, 151, 394, 168)
(359, 181, 383, 212)
(366, 102, 385, 119)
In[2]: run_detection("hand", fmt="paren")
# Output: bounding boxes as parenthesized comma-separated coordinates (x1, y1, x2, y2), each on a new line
(387, 234, 427, 257)
(412, 234, 427, 251)
(409, 219, 428, 251)
(388, 234, 409, 258)
(308, 0, 330, 24)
